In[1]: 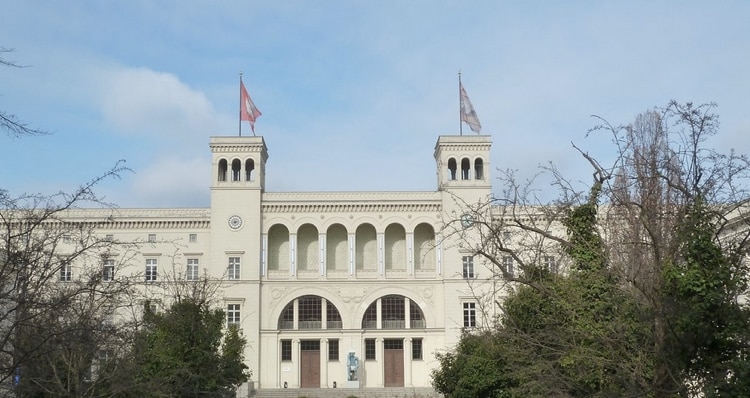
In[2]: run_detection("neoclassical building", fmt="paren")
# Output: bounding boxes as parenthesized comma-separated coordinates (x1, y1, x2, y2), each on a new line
(66, 133, 494, 394)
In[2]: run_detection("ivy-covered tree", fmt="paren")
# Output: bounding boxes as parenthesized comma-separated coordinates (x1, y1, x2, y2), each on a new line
(433, 101, 750, 397)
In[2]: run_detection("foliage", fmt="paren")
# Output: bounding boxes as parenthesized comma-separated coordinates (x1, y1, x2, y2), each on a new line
(130, 298, 249, 397)
(433, 101, 750, 397)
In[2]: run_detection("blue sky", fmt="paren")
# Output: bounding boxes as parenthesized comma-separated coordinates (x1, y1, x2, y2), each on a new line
(1, 1, 748, 208)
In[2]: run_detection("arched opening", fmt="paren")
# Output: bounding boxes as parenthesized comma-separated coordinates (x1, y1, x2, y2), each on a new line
(218, 159, 228, 182)
(361, 295, 426, 329)
(231, 159, 241, 181)
(474, 158, 484, 180)
(413, 223, 435, 271)
(297, 224, 319, 272)
(277, 295, 343, 330)
(245, 158, 255, 181)
(326, 224, 348, 273)
(355, 224, 377, 272)
(461, 157, 470, 180)
(268, 224, 290, 271)
(447, 158, 457, 181)
(384, 224, 406, 271)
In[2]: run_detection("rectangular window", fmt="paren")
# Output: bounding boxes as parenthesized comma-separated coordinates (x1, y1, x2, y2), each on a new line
(462, 256, 475, 279)
(227, 304, 241, 327)
(545, 256, 558, 273)
(189, 233, 197, 243)
(103, 259, 115, 282)
(104, 234, 114, 242)
(63, 234, 71, 243)
(228, 257, 241, 280)
(502, 255, 514, 278)
(365, 338, 376, 360)
(412, 338, 423, 360)
(60, 262, 72, 282)
(145, 259, 158, 282)
(463, 302, 476, 328)
(281, 340, 292, 361)
(148, 234, 156, 243)
(186, 258, 199, 281)
(328, 339, 339, 361)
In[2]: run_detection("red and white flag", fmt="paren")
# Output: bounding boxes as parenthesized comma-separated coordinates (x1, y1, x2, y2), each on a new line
(460, 82, 481, 133)
(240, 80, 262, 133)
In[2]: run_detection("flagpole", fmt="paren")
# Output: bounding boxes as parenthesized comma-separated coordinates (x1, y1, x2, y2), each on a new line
(458, 71, 463, 136)
(238, 72, 243, 137)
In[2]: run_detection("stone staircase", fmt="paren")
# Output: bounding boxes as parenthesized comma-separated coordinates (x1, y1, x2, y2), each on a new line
(249, 387, 441, 398)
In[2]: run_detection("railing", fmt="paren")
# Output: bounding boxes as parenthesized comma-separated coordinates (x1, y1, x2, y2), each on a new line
(298, 320, 322, 329)
(326, 320, 343, 329)
(278, 320, 293, 330)
(411, 319, 426, 328)
(382, 320, 405, 329)
(362, 320, 377, 329)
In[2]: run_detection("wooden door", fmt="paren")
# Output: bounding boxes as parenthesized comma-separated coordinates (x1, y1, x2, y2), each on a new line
(300, 341, 320, 388)
(383, 339, 404, 387)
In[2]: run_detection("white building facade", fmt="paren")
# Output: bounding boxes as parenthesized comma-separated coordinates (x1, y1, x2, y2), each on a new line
(69, 133, 495, 394)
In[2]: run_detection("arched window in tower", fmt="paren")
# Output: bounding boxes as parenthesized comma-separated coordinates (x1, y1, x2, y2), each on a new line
(474, 158, 484, 180)
(218, 159, 228, 182)
(245, 159, 255, 181)
(231, 159, 241, 181)
(448, 158, 457, 181)
(461, 158, 470, 180)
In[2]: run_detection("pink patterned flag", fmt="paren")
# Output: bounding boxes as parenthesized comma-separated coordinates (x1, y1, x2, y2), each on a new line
(240, 80, 262, 133)
(460, 82, 481, 133)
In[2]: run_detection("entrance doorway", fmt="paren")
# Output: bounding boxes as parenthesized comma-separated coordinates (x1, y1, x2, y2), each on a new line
(383, 339, 404, 387)
(300, 340, 320, 388)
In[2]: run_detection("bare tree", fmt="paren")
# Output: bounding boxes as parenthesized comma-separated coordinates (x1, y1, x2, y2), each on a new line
(0, 47, 47, 137)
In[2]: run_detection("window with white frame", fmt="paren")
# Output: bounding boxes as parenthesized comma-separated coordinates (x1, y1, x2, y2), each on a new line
(145, 259, 158, 282)
(412, 338, 423, 360)
(544, 255, 558, 273)
(227, 304, 241, 327)
(228, 257, 240, 280)
(189, 233, 197, 243)
(148, 234, 156, 243)
(463, 302, 476, 328)
(186, 258, 199, 281)
(60, 262, 72, 282)
(502, 255, 514, 278)
(103, 259, 115, 281)
(462, 256, 475, 279)
(281, 340, 292, 361)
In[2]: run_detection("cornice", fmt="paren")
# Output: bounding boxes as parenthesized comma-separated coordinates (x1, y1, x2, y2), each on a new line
(262, 191, 442, 214)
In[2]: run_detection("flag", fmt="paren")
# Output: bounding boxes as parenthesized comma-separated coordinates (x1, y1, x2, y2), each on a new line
(240, 80, 262, 133)
(460, 82, 481, 133)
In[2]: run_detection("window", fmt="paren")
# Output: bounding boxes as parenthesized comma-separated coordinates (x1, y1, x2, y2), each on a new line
(103, 259, 115, 281)
(228, 257, 241, 280)
(189, 233, 197, 243)
(227, 304, 241, 327)
(281, 340, 292, 361)
(365, 339, 376, 360)
(328, 339, 339, 361)
(502, 256, 514, 278)
(463, 302, 476, 328)
(218, 159, 228, 182)
(245, 159, 255, 181)
(412, 338, 423, 360)
(474, 158, 484, 180)
(148, 234, 156, 243)
(63, 234, 71, 243)
(186, 258, 199, 281)
(502, 230, 511, 241)
(231, 159, 241, 181)
(60, 262, 72, 282)
(104, 234, 114, 242)
(461, 158, 470, 180)
(145, 259, 157, 282)
(545, 256, 558, 273)
(462, 256, 475, 279)
(448, 158, 457, 180)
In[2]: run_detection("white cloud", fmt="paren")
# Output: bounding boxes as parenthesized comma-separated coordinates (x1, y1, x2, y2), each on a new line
(126, 155, 210, 208)
(96, 67, 229, 140)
